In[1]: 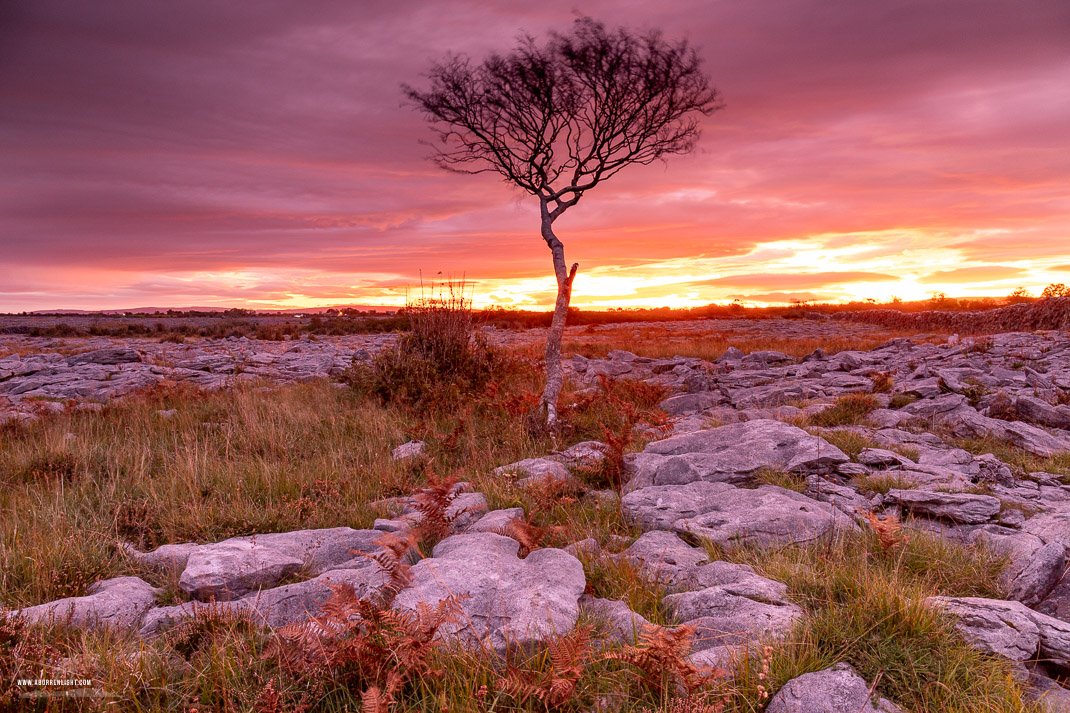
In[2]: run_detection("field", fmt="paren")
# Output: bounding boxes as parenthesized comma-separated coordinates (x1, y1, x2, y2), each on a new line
(2, 314, 1066, 712)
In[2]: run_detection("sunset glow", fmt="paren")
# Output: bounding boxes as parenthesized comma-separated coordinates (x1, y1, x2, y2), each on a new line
(2, 1, 1068, 311)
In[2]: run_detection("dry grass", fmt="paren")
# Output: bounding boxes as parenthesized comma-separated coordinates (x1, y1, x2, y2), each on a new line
(0, 322, 1047, 713)
(563, 331, 928, 362)
(710, 529, 1027, 713)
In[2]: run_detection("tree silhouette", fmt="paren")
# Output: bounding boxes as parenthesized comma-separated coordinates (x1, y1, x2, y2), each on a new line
(405, 17, 722, 423)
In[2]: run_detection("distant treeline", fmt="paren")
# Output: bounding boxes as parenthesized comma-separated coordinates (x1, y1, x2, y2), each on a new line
(8, 293, 1064, 340)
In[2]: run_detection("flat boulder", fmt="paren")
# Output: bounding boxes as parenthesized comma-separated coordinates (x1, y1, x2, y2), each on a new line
(621, 481, 735, 531)
(664, 572, 801, 651)
(628, 420, 848, 490)
(619, 531, 709, 586)
(766, 663, 904, 713)
(578, 595, 654, 645)
(175, 527, 388, 601)
(970, 529, 1064, 606)
(494, 457, 572, 486)
(884, 489, 1000, 524)
(180, 541, 304, 602)
(927, 596, 1039, 661)
(140, 563, 389, 636)
(671, 485, 856, 549)
(13, 577, 159, 630)
(65, 348, 142, 366)
(392, 533, 585, 654)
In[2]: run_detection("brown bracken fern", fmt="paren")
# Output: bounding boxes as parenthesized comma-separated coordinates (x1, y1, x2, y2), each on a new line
(268, 527, 466, 713)
(604, 624, 724, 695)
(498, 625, 594, 708)
(493, 517, 549, 558)
(861, 510, 909, 551)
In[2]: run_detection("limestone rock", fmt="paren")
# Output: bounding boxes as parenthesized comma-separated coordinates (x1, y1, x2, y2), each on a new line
(391, 440, 426, 460)
(621, 481, 735, 531)
(391, 533, 585, 654)
(14, 577, 159, 630)
(666, 582, 801, 651)
(765, 663, 904, 712)
(884, 489, 1000, 524)
(627, 420, 848, 491)
(927, 596, 1039, 660)
(619, 531, 709, 586)
(970, 529, 1064, 606)
(578, 595, 653, 645)
(671, 485, 856, 548)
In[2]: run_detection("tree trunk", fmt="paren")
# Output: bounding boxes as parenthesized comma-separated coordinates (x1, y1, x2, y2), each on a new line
(539, 206, 577, 425)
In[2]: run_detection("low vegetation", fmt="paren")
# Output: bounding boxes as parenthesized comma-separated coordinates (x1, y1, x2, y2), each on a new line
(0, 299, 1054, 712)
(709, 527, 1023, 713)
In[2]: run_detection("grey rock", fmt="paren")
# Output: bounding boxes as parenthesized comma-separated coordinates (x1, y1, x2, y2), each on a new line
(628, 420, 848, 490)
(65, 348, 142, 366)
(465, 508, 526, 534)
(391, 440, 426, 460)
(1011, 396, 1070, 431)
(928, 596, 1039, 660)
(658, 391, 723, 416)
(970, 529, 1064, 606)
(1024, 511, 1070, 551)
(621, 481, 735, 531)
(392, 533, 585, 654)
(672, 485, 856, 549)
(494, 457, 571, 486)
(563, 538, 601, 558)
(619, 531, 709, 586)
(765, 663, 904, 713)
(884, 489, 1000, 524)
(668, 583, 801, 651)
(14, 577, 159, 630)
(179, 541, 305, 602)
(1038, 572, 1070, 622)
(578, 595, 653, 644)
(123, 542, 197, 572)
(858, 448, 915, 467)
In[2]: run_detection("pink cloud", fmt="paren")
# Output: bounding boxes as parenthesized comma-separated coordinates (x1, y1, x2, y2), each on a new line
(1, 1, 1068, 310)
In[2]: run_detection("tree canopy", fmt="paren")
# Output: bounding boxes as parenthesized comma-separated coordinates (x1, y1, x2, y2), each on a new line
(405, 17, 722, 221)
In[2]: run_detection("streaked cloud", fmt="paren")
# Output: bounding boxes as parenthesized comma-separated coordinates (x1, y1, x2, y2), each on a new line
(1, 0, 1068, 310)
(918, 266, 1027, 284)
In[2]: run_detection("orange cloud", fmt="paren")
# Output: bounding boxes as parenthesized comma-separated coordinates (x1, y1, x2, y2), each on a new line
(918, 266, 1026, 284)
(697, 271, 900, 290)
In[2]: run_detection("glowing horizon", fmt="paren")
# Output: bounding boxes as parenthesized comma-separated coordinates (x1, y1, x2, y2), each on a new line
(2, 1, 1068, 313)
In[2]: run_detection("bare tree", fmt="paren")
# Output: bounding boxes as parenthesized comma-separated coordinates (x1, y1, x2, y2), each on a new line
(405, 17, 722, 424)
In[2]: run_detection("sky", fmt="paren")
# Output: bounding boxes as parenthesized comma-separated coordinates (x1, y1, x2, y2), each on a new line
(1, 0, 1069, 312)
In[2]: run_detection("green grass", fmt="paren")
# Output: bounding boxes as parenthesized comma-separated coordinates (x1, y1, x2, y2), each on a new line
(751, 467, 808, 493)
(852, 473, 919, 495)
(805, 428, 920, 463)
(804, 393, 880, 428)
(948, 436, 1070, 479)
(709, 529, 1027, 713)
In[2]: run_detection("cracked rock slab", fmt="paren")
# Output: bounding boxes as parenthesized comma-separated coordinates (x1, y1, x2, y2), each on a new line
(13, 577, 159, 630)
(618, 531, 709, 586)
(174, 527, 387, 601)
(671, 485, 856, 549)
(666, 583, 801, 651)
(391, 533, 585, 654)
(626, 420, 849, 491)
(927, 596, 1040, 661)
(884, 489, 1001, 524)
(766, 663, 904, 712)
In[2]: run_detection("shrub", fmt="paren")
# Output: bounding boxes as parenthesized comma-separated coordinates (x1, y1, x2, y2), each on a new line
(346, 282, 506, 406)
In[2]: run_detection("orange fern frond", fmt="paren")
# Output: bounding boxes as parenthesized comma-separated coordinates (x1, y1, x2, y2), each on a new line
(493, 518, 548, 557)
(861, 510, 909, 551)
